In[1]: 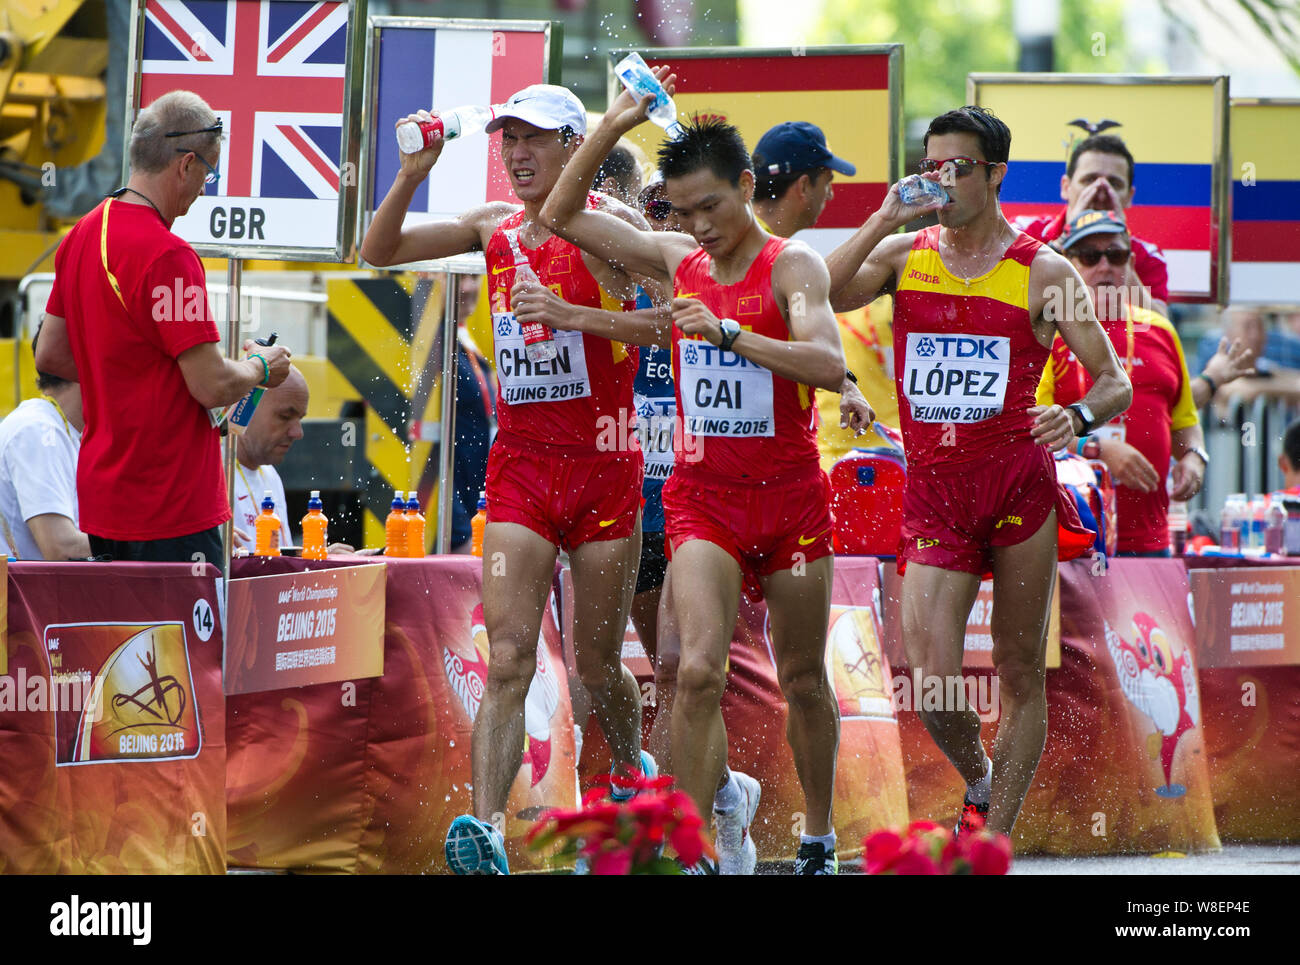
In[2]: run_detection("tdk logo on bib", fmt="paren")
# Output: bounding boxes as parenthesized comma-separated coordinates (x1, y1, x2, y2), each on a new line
(903, 331, 1010, 424)
(496, 315, 515, 337)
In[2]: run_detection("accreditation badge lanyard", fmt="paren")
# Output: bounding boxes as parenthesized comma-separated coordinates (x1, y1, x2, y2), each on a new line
(1076, 312, 1134, 442)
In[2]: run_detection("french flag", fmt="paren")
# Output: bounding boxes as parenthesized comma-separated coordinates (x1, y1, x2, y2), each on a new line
(370, 26, 553, 223)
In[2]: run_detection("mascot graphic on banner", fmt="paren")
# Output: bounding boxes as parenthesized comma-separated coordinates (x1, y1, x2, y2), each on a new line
(443, 603, 560, 786)
(1105, 612, 1200, 798)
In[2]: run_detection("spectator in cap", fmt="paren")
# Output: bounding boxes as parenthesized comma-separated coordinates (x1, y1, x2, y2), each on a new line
(1038, 209, 1208, 556)
(751, 121, 856, 238)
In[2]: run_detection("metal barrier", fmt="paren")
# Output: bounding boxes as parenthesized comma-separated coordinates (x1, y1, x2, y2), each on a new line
(1199, 394, 1300, 518)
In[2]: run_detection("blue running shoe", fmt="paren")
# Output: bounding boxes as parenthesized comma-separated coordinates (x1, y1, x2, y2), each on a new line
(609, 749, 659, 801)
(445, 815, 509, 875)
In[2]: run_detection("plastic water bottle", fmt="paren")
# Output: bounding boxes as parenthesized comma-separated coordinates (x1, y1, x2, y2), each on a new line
(301, 490, 328, 560)
(396, 105, 497, 154)
(505, 227, 557, 363)
(405, 493, 426, 558)
(471, 491, 487, 558)
(1219, 494, 1244, 551)
(254, 491, 282, 557)
(385, 491, 408, 557)
(613, 52, 683, 138)
(1167, 497, 1188, 556)
(1249, 496, 1268, 549)
(1265, 497, 1287, 555)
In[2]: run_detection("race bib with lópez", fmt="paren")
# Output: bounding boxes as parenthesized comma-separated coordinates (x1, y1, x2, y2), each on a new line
(493, 313, 591, 405)
(678, 340, 774, 437)
(902, 332, 1010, 423)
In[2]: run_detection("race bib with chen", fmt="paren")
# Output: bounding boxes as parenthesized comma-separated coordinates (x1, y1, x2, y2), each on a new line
(678, 340, 774, 437)
(902, 332, 1010, 423)
(634, 393, 677, 480)
(493, 312, 590, 405)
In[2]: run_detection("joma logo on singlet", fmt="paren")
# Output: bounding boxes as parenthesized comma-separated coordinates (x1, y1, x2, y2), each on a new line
(907, 269, 941, 285)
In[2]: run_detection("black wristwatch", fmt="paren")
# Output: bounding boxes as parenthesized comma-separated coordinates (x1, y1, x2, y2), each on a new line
(844, 369, 859, 385)
(1067, 401, 1096, 435)
(718, 318, 742, 352)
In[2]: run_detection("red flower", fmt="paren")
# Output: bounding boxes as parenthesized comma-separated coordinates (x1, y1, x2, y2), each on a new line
(966, 834, 1012, 875)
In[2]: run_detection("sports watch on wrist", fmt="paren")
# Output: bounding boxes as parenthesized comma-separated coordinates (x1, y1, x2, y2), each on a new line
(1067, 401, 1096, 436)
(1188, 446, 1210, 468)
(718, 318, 742, 352)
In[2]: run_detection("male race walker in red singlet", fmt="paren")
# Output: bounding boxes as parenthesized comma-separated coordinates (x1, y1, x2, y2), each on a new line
(826, 106, 1132, 839)
(540, 79, 862, 874)
(361, 85, 655, 875)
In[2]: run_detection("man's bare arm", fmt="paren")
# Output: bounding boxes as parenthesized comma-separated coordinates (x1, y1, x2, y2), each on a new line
(28, 513, 91, 561)
(33, 314, 78, 381)
(827, 179, 941, 311)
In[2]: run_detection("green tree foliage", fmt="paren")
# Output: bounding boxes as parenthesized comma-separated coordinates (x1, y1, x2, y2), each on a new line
(812, 0, 1128, 132)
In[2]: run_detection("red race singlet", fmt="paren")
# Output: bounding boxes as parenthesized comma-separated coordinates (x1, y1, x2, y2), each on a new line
(892, 226, 1047, 470)
(671, 236, 820, 482)
(485, 197, 638, 452)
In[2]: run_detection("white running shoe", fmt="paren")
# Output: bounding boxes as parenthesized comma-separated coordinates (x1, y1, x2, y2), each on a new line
(713, 770, 761, 875)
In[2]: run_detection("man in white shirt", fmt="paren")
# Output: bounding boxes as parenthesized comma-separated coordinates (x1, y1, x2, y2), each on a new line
(231, 367, 306, 552)
(0, 369, 91, 560)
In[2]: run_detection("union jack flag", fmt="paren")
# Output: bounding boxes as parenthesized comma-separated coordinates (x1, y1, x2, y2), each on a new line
(140, 0, 347, 201)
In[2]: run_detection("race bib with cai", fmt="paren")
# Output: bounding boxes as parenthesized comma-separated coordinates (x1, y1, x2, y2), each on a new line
(678, 340, 774, 437)
(902, 332, 1010, 423)
(493, 312, 591, 405)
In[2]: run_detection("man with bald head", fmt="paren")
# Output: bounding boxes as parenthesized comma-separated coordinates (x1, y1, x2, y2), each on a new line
(231, 366, 307, 552)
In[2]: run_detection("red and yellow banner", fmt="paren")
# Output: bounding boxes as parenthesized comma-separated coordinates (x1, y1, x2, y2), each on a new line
(619, 46, 901, 257)
(1190, 566, 1300, 668)
(226, 556, 576, 873)
(898, 559, 1219, 854)
(225, 562, 386, 695)
(0, 562, 226, 874)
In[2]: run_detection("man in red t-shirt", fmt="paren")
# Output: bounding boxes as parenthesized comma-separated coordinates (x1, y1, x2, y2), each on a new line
(1014, 134, 1170, 315)
(34, 90, 291, 564)
(1037, 209, 1208, 556)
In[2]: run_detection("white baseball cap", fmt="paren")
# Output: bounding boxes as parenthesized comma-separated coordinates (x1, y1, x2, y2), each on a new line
(485, 84, 587, 136)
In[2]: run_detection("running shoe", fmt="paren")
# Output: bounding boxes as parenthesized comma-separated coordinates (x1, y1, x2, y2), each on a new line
(954, 795, 990, 837)
(679, 856, 719, 875)
(794, 841, 838, 875)
(714, 770, 761, 875)
(610, 749, 659, 801)
(445, 814, 509, 875)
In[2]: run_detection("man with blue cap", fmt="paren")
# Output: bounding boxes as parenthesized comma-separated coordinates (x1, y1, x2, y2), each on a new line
(751, 121, 857, 239)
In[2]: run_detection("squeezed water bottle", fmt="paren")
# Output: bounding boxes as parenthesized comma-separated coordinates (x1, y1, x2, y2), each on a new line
(506, 227, 557, 363)
(1265, 497, 1287, 556)
(613, 52, 683, 138)
(396, 105, 497, 154)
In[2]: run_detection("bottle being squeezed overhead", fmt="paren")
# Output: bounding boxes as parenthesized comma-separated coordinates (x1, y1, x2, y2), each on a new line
(396, 105, 497, 154)
(612, 52, 683, 138)
(254, 491, 283, 557)
(385, 491, 408, 557)
(301, 490, 328, 560)
(505, 227, 557, 363)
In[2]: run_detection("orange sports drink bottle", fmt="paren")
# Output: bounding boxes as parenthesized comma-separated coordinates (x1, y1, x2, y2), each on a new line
(405, 493, 426, 557)
(471, 491, 487, 557)
(254, 491, 282, 557)
(385, 491, 408, 557)
(302, 490, 328, 560)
